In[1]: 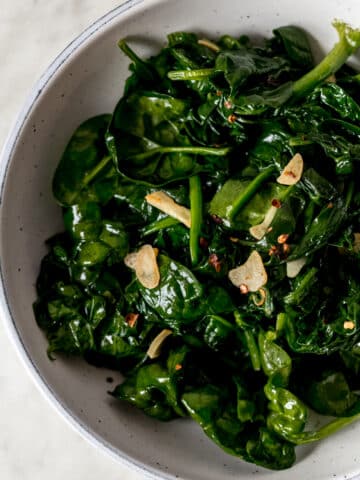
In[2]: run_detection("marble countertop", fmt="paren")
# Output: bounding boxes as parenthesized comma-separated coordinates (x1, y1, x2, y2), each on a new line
(0, 1, 145, 479)
(1, 2, 360, 480)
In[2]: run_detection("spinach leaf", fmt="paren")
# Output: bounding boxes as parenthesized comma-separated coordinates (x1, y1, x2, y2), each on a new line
(106, 92, 230, 185)
(53, 115, 112, 206)
(137, 255, 204, 324)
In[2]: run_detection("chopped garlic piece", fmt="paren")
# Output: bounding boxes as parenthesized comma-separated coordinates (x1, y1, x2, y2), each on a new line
(277, 153, 304, 186)
(135, 244, 160, 289)
(249, 205, 278, 240)
(124, 251, 138, 270)
(125, 248, 159, 270)
(344, 321, 355, 330)
(147, 329, 172, 359)
(252, 288, 267, 306)
(286, 257, 306, 278)
(228, 251, 268, 292)
(198, 38, 220, 52)
(145, 191, 191, 228)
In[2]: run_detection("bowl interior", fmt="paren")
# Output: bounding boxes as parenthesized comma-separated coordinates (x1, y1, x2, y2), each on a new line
(1, 0, 360, 479)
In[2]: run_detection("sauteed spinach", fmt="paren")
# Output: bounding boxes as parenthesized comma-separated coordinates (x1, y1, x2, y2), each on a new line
(34, 21, 360, 470)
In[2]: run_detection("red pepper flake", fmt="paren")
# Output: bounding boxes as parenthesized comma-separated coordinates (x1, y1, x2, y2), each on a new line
(208, 253, 222, 273)
(277, 233, 289, 244)
(125, 313, 139, 328)
(224, 99, 233, 109)
(199, 237, 209, 249)
(239, 284, 249, 294)
(282, 243, 290, 256)
(175, 364, 183, 371)
(327, 202, 334, 209)
(211, 214, 223, 225)
(271, 198, 282, 208)
(284, 170, 296, 178)
(268, 245, 278, 256)
(227, 113, 237, 123)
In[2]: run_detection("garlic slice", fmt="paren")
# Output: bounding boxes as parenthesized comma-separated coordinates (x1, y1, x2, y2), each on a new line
(124, 251, 138, 270)
(135, 244, 160, 289)
(286, 257, 306, 278)
(198, 38, 220, 52)
(249, 205, 278, 240)
(277, 153, 304, 186)
(228, 251, 268, 292)
(147, 329, 173, 359)
(124, 247, 159, 270)
(145, 191, 191, 228)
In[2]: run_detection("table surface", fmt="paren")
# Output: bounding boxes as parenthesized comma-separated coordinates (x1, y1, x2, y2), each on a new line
(0, 1, 145, 479)
(1, 2, 360, 480)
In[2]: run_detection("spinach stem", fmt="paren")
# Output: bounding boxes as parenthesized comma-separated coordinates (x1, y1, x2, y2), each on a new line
(228, 167, 275, 220)
(142, 217, 180, 236)
(345, 180, 355, 208)
(234, 311, 261, 371)
(82, 155, 112, 187)
(292, 21, 360, 100)
(118, 39, 148, 68)
(284, 267, 318, 305)
(303, 200, 317, 232)
(128, 146, 230, 163)
(168, 68, 214, 81)
(189, 175, 203, 266)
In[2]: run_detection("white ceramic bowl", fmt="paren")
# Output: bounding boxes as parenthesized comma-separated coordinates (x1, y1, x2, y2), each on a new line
(1, 1, 360, 479)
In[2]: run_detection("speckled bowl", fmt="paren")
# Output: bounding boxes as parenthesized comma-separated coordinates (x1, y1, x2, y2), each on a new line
(1, 1, 360, 479)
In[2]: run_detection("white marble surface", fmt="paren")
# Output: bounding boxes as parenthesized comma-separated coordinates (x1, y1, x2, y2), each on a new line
(0, 2, 146, 479)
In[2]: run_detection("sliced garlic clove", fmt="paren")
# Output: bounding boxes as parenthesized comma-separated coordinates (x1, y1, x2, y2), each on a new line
(286, 257, 306, 278)
(228, 250, 268, 292)
(277, 153, 304, 186)
(135, 244, 161, 289)
(145, 191, 191, 228)
(147, 329, 173, 359)
(124, 247, 159, 271)
(124, 251, 138, 270)
(249, 205, 278, 240)
(197, 38, 220, 52)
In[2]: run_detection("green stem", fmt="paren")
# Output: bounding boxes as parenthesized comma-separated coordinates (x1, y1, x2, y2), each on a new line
(228, 167, 275, 220)
(345, 180, 355, 208)
(128, 146, 231, 163)
(284, 267, 318, 305)
(288, 136, 314, 147)
(189, 176, 203, 266)
(303, 200, 317, 232)
(142, 217, 180, 236)
(168, 68, 214, 81)
(118, 39, 147, 67)
(82, 156, 112, 186)
(234, 311, 261, 371)
(292, 21, 360, 101)
(276, 313, 287, 334)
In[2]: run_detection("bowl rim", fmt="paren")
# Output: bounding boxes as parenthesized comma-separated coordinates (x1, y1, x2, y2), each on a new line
(0, 1, 175, 479)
